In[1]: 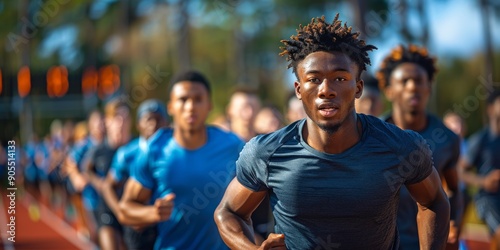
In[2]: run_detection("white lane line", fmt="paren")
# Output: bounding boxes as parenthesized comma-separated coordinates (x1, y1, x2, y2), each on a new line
(21, 193, 97, 250)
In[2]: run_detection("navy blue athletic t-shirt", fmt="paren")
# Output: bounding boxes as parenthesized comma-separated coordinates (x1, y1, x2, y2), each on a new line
(237, 114, 434, 250)
(383, 114, 460, 250)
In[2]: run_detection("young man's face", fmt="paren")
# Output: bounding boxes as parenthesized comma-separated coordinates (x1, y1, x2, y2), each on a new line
(106, 107, 131, 144)
(88, 112, 105, 140)
(168, 81, 212, 132)
(355, 89, 384, 117)
(227, 92, 260, 127)
(137, 112, 166, 139)
(385, 62, 431, 116)
(295, 51, 363, 133)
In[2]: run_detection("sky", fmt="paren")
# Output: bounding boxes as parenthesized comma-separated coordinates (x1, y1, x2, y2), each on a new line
(368, 0, 499, 73)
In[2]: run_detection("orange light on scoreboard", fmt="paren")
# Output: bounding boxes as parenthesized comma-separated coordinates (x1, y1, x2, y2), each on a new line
(98, 64, 120, 98)
(82, 67, 98, 95)
(47, 66, 69, 98)
(17, 66, 31, 98)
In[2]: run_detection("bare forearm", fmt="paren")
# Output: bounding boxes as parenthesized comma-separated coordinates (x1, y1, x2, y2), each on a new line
(461, 171, 484, 188)
(118, 201, 158, 226)
(67, 171, 88, 192)
(214, 208, 259, 250)
(87, 172, 104, 193)
(417, 196, 450, 250)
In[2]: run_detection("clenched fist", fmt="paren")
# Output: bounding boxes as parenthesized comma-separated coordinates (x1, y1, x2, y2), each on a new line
(154, 193, 176, 222)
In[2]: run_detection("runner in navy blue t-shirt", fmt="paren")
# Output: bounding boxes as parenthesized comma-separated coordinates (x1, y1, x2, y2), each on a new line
(377, 44, 462, 250)
(215, 14, 450, 250)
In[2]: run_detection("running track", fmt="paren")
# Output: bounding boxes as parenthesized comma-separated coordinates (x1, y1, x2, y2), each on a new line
(0, 191, 96, 250)
(0, 191, 490, 250)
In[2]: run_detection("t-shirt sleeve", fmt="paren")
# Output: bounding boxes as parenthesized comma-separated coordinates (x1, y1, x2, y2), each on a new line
(403, 131, 434, 185)
(69, 143, 85, 166)
(236, 136, 269, 192)
(131, 147, 155, 191)
(110, 148, 125, 182)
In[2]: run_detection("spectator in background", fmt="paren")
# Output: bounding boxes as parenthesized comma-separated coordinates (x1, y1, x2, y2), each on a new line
(73, 121, 89, 145)
(119, 71, 244, 249)
(85, 98, 131, 250)
(68, 120, 90, 239)
(285, 91, 306, 124)
(226, 87, 261, 142)
(444, 111, 468, 156)
(355, 73, 384, 116)
(47, 120, 76, 220)
(64, 109, 105, 242)
(211, 114, 231, 131)
(254, 104, 285, 135)
(23, 134, 45, 201)
(459, 90, 500, 250)
(102, 99, 168, 250)
(377, 44, 462, 249)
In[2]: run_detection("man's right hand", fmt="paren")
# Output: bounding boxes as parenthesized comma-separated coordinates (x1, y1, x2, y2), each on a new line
(482, 170, 500, 193)
(258, 233, 286, 250)
(154, 193, 175, 221)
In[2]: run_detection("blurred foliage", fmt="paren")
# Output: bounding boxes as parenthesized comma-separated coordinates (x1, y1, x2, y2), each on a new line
(0, 0, 498, 142)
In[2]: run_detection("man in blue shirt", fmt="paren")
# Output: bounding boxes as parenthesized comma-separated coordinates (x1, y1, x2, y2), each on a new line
(459, 90, 500, 249)
(102, 99, 168, 250)
(377, 44, 462, 249)
(119, 71, 244, 249)
(214, 14, 450, 250)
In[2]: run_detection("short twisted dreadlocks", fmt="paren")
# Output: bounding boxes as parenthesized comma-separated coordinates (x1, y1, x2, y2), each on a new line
(376, 44, 437, 90)
(279, 14, 377, 80)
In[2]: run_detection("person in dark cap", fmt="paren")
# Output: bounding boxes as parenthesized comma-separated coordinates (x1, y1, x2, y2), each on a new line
(101, 99, 168, 250)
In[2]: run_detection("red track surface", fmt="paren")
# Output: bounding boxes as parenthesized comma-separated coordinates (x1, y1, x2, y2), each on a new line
(0, 191, 491, 250)
(0, 191, 96, 250)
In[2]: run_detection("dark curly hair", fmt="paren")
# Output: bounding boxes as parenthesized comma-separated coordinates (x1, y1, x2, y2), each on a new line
(376, 44, 437, 90)
(279, 14, 377, 80)
(169, 70, 211, 95)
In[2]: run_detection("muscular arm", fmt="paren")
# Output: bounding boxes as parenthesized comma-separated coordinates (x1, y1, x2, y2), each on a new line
(101, 173, 122, 216)
(407, 168, 450, 250)
(64, 157, 88, 192)
(214, 178, 284, 250)
(118, 178, 174, 228)
(117, 178, 156, 226)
